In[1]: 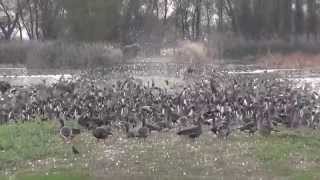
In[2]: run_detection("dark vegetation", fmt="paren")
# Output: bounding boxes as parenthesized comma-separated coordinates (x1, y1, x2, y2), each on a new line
(1, 0, 319, 42)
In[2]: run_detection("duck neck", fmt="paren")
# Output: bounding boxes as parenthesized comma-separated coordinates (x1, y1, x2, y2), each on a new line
(124, 123, 130, 133)
(59, 119, 65, 128)
(197, 119, 202, 127)
(141, 118, 147, 127)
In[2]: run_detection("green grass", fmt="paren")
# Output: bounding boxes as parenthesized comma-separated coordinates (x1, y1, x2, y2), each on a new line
(0, 169, 91, 180)
(0, 122, 55, 164)
(0, 121, 83, 172)
(255, 130, 320, 179)
(1, 122, 320, 179)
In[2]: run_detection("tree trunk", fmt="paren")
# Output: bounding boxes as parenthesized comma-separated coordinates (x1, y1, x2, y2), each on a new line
(217, 0, 224, 32)
(183, 9, 189, 39)
(35, 0, 40, 39)
(163, 0, 168, 24)
(28, 1, 35, 39)
(279, 0, 292, 41)
(195, 0, 201, 41)
(0, 1, 20, 40)
(205, 1, 212, 36)
(307, 0, 317, 39)
(191, 9, 195, 40)
(225, 0, 237, 33)
(295, 0, 304, 35)
(151, 0, 159, 18)
(18, 22, 23, 40)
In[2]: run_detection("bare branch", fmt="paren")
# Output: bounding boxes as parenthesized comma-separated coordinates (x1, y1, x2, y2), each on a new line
(0, 1, 12, 24)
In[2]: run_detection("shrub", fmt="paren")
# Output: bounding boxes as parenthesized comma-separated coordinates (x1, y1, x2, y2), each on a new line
(207, 33, 320, 62)
(0, 41, 32, 65)
(0, 41, 123, 69)
(174, 40, 211, 64)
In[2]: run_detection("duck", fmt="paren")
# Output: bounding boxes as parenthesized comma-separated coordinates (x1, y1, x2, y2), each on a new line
(145, 122, 162, 132)
(258, 120, 280, 137)
(59, 119, 81, 143)
(0, 81, 11, 94)
(215, 123, 231, 139)
(92, 125, 113, 143)
(125, 119, 150, 138)
(137, 126, 149, 138)
(125, 122, 136, 138)
(72, 145, 80, 155)
(177, 119, 202, 139)
(239, 122, 257, 136)
(257, 109, 280, 137)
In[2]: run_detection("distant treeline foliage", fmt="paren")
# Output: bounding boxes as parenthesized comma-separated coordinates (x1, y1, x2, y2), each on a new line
(0, 0, 319, 43)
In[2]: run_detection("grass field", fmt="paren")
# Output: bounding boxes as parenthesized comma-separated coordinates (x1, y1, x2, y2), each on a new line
(0, 121, 320, 180)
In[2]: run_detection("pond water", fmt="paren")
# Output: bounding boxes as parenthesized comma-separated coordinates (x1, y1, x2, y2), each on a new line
(0, 74, 73, 86)
(226, 68, 298, 74)
(1, 67, 320, 91)
(1, 69, 320, 86)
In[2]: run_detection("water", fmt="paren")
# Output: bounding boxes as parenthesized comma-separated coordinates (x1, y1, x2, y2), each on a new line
(227, 68, 298, 74)
(0, 74, 72, 86)
(1, 69, 319, 87)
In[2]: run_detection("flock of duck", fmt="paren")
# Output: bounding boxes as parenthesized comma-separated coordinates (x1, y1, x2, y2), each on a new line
(1, 64, 320, 151)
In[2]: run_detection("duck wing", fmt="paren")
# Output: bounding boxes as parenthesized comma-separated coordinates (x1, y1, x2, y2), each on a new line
(93, 128, 106, 139)
(145, 123, 162, 132)
(177, 125, 201, 136)
(138, 127, 149, 138)
(72, 128, 81, 135)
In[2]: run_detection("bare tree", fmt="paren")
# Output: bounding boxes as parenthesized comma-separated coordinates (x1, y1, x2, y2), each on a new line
(195, 0, 201, 40)
(225, 0, 237, 33)
(154, 0, 159, 18)
(39, 0, 64, 40)
(217, 0, 224, 32)
(163, 0, 168, 24)
(0, 0, 20, 40)
(17, 0, 41, 40)
(203, 0, 214, 36)
(307, 0, 317, 39)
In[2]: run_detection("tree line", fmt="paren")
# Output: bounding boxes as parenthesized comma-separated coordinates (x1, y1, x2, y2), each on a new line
(0, 0, 319, 44)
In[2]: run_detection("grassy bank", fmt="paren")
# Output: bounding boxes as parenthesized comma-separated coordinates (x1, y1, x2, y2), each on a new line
(0, 122, 71, 171)
(0, 121, 91, 178)
(2, 170, 91, 180)
(1, 122, 320, 179)
(0, 122, 61, 170)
